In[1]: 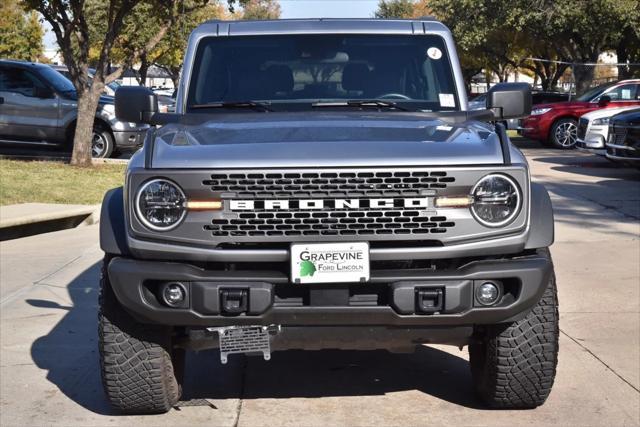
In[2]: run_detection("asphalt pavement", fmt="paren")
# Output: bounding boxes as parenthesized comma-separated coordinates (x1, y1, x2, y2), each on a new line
(1, 141, 639, 426)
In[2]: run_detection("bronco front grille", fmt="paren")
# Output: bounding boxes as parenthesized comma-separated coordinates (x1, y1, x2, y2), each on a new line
(202, 171, 455, 198)
(204, 210, 455, 238)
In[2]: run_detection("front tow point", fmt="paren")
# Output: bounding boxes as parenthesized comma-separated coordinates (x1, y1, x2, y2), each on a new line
(416, 288, 444, 314)
(220, 289, 248, 314)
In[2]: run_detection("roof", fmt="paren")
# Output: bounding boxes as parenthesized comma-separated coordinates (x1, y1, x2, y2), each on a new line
(194, 18, 449, 37)
(0, 59, 49, 69)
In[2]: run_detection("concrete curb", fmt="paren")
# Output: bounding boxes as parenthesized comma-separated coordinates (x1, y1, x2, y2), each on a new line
(0, 203, 101, 241)
(92, 158, 129, 165)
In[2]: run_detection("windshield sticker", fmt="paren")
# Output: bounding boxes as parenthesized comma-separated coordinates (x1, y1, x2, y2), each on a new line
(436, 125, 453, 131)
(427, 47, 442, 60)
(439, 93, 455, 107)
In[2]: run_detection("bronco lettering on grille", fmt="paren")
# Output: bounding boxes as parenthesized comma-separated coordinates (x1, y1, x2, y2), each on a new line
(229, 198, 431, 211)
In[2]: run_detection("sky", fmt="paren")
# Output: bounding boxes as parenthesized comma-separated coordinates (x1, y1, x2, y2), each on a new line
(44, 0, 380, 50)
(279, 0, 379, 18)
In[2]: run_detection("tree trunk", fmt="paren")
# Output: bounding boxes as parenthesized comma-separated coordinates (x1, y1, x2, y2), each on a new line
(138, 57, 150, 87)
(616, 27, 634, 80)
(70, 86, 102, 167)
(572, 65, 595, 95)
(170, 73, 180, 92)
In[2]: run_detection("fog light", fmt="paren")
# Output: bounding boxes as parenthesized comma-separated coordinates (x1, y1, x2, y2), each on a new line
(162, 282, 186, 307)
(476, 282, 500, 306)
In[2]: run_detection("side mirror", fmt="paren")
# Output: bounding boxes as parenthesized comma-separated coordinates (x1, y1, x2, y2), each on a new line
(35, 86, 54, 99)
(598, 95, 611, 107)
(486, 82, 532, 120)
(115, 86, 158, 123)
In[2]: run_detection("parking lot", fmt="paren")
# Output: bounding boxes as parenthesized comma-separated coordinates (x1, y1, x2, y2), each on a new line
(0, 139, 638, 426)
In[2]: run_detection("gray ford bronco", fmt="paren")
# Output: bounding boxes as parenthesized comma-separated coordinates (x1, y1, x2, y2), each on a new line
(100, 18, 558, 413)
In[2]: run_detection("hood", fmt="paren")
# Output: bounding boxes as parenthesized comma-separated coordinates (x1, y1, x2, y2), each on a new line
(611, 108, 640, 126)
(581, 106, 640, 121)
(98, 94, 115, 105)
(149, 112, 505, 169)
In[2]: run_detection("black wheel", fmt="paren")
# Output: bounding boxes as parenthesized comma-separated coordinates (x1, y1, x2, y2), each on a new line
(469, 249, 559, 409)
(99, 257, 182, 414)
(92, 125, 114, 158)
(549, 118, 578, 149)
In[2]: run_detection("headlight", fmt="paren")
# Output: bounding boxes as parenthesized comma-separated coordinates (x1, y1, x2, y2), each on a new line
(592, 117, 609, 126)
(101, 103, 115, 115)
(531, 107, 551, 116)
(471, 174, 521, 227)
(135, 179, 186, 231)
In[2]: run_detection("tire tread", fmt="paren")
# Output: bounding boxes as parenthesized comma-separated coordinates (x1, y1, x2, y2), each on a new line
(470, 248, 559, 408)
(98, 257, 180, 414)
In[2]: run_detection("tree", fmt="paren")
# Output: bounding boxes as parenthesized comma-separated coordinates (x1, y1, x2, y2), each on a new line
(239, 0, 280, 19)
(510, 0, 639, 93)
(23, 0, 204, 167)
(0, 0, 44, 62)
(153, 1, 229, 88)
(374, 0, 415, 18)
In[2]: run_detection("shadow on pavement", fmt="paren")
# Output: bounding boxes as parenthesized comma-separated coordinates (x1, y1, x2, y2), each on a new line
(28, 261, 482, 415)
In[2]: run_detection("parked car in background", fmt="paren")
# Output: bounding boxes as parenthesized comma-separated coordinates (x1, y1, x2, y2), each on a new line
(0, 60, 148, 158)
(470, 91, 569, 129)
(50, 64, 122, 97)
(606, 107, 640, 166)
(576, 106, 639, 155)
(520, 79, 640, 149)
(52, 65, 175, 112)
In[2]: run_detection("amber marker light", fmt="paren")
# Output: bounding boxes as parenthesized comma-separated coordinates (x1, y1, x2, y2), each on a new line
(185, 200, 223, 210)
(434, 195, 474, 208)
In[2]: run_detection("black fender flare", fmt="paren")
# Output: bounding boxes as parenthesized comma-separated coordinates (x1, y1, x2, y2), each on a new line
(525, 182, 554, 249)
(100, 187, 130, 256)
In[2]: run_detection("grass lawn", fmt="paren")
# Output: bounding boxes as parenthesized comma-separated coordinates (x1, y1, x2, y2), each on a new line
(0, 159, 126, 206)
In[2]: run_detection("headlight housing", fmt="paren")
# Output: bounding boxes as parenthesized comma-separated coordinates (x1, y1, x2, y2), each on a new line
(101, 103, 115, 115)
(135, 179, 186, 231)
(471, 174, 522, 227)
(531, 107, 551, 116)
(592, 117, 609, 126)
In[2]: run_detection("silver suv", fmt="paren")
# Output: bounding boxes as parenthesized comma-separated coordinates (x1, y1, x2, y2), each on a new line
(0, 60, 148, 158)
(99, 18, 558, 413)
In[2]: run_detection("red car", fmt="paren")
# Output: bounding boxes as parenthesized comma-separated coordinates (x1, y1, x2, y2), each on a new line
(520, 79, 640, 148)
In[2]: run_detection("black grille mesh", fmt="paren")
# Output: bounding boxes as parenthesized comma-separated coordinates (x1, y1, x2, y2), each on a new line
(609, 127, 627, 145)
(204, 210, 454, 237)
(203, 171, 454, 198)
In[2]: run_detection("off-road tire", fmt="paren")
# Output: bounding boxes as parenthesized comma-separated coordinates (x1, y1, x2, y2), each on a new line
(98, 257, 182, 414)
(469, 248, 559, 409)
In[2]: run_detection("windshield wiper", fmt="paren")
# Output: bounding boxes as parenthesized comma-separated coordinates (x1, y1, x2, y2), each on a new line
(190, 101, 273, 112)
(313, 99, 410, 111)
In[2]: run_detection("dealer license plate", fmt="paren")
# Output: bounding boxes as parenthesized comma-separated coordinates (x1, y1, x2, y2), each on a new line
(290, 242, 370, 284)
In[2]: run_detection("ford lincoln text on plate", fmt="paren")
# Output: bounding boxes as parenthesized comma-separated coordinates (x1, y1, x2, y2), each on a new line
(520, 79, 640, 149)
(99, 18, 558, 413)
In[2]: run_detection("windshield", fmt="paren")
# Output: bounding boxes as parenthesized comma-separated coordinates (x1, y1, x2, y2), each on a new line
(186, 34, 459, 112)
(576, 82, 615, 102)
(40, 66, 76, 93)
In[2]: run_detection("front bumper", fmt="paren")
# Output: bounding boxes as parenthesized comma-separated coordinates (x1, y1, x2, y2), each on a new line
(107, 253, 552, 328)
(576, 138, 606, 156)
(113, 130, 146, 149)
